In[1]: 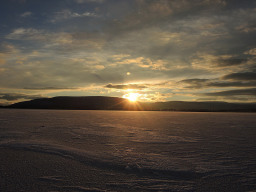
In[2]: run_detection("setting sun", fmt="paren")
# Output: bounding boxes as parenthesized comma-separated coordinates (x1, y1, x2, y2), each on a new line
(123, 93, 139, 102)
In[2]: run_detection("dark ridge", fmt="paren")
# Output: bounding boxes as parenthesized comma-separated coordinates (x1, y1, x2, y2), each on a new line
(8, 96, 141, 111)
(151, 101, 256, 112)
(7, 96, 256, 112)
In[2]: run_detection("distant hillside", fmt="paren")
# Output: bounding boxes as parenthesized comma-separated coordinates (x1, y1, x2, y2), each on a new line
(8, 96, 140, 110)
(8, 96, 256, 112)
(151, 101, 256, 112)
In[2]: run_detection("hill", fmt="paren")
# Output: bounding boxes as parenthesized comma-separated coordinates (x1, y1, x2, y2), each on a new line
(151, 101, 256, 112)
(8, 96, 140, 110)
(7, 96, 256, 112)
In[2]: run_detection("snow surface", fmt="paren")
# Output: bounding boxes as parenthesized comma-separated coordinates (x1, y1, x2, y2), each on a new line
(0, 109, 255, 191)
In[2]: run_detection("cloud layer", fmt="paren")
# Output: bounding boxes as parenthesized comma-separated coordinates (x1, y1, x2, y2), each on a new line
(0, 0, 256, 103)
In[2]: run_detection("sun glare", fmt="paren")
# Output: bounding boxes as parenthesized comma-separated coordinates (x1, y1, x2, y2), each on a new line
(123, 92, 139, 102)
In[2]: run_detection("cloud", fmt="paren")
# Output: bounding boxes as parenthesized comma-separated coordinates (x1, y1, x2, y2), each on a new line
(179, 79, 209, 88)
(21, 11, 32, 17)
(0, 43, 19, 65)
(0, 56, 123, 90)
(1, 0, 256, 103)
(0, 43, 17, 54)
(105, 84, 147, 90)
(5, 28, 105, 52)
(0, 55, 6, 65)
(146, 92, 174, 102)
(103, 1, 256, 69)
(23, 87, 79, 90)
(104, 81, 173, 92)
(51, 9, 98, 22)
(244, 48, 256, 56)
(0, 93, 43, 101)
(180, 77, 256, 89)
(207, 81, 256, 87)
(223, 72, 256, 81)
(237, 23, 256, 33)
(204, 88, 256, 96)
(215, 58, 248, 67)
(111, 54, 169, 71)
(107, 0, 227, 37)
(192, 54, 248, 70)
(105, 3, 255, 73)
(74, 0, 105, 3)
(6, 28, 43, 40)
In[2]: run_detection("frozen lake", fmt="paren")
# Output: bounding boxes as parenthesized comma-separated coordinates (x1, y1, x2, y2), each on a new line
(0, 109, 256, 191)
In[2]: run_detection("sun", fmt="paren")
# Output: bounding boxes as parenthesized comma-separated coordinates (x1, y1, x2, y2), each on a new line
(123, 92, 139, 102)
(128, 93, 138, 102)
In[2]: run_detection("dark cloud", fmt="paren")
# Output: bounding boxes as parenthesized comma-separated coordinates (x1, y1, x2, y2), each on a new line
(105, 0, 229, 56)
(208, 81, 256, 87)
(204, 88, 256, 96)
(180, 77, 256, 89)
(105, 84, 147, 90)
(223, 72, 256, 81)
(179, 79, 209, 88)
(224, 0, 256, 9)
(180, 79, 208, 83)
(0, 93, 43, 101)
(215, 58, 248, 67)
(108, 0, 227, 33)
(23, 87, 78, 90)
(104, 0, 256, 65)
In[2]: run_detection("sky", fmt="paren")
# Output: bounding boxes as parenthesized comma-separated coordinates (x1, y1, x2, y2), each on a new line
(0, 0, 256, 105)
